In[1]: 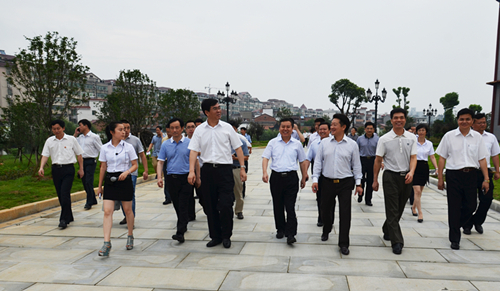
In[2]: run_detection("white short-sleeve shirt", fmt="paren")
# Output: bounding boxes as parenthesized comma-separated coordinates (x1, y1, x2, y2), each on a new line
(41, 134, 84, 164)
(416, 139, 435, 161)
(375, 129, 417, 172)
(99, 140, 138, 173)
(435, 128, 488, 170)
(477, 131, 500, 168)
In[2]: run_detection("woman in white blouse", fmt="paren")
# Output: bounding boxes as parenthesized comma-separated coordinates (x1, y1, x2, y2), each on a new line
(412, 124, 438, 222)
(97, 122, 138, 256)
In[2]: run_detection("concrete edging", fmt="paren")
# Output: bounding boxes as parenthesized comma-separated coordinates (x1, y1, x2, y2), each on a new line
(428, 176, 500, 213)
(0, 176, 153, 223)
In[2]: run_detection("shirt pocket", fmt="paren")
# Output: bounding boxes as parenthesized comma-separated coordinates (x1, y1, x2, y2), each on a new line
(467, 144, 478, 159)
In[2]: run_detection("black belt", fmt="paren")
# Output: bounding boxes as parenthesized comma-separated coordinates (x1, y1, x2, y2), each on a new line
(52, 163, 73, 168)
(448, 167, 477, 173)
(83, 157, 96, 161)
(272, 170, 296, 177)
(322, 176, 353, 183)
(168, 173, 188, 179)
(204, 163, 232, 168)
(361, 156, 375, 159)
(386, 170, 409, 177)
(233, 165, 241, 169)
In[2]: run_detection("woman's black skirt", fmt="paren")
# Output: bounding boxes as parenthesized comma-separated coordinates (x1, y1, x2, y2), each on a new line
(103, 172, 134, 201)
(413, 160, 430, 186)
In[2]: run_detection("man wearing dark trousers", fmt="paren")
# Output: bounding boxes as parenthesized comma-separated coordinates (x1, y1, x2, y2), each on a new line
(356, 122, 379, 206)
(185, 120, 198, 220)
(39, 119, 84, 229)
(437, 108, 489, 250)
(304, 122, 331, 227)
(373, 108, 417, 255)
(464, 113, 500, 234)
(188, 99, 247, 249)
(262, 118, 308, 245)
(312, 114, 363, 255)
(74, 119, 102, 210)
(239, 127, 252, 198)
(157, 118, 198, 243)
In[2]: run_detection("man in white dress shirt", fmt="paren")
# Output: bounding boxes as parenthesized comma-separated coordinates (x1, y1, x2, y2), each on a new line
(39, 120, 84, 229)
(188, 99, 247, 249)
(437, 108, 490, 250)
(74, 119, 102, 210)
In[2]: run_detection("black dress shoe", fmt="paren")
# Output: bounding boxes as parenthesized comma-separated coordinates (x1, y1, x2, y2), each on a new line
(463, 228, 472, 235)
(451, 242, 460, 250)
(340, 246, 349, 255)
(222, 238, 231, 248)
(172, 233, 185, 243)
(317, 221, 324, 227)
(237, 212, 244, 219)
(365, 202, 373, 206)
(276, 231, 284, 239)
(392, 243, 403, 255)
(58, 220, 67, 229)
(287, 236, 296, 245)
(163, 200, 172, 205)
(383, 233, 390, 241)
(412, 211, 418, 217)
(417, 219, 423, 223)
(206, 239, 222, 247)
(357, 194, 363, 203)
(84, 205, 91, 210)
(321, 234, 329, 241)
(119, 218, 127, 225)
(475, 224, 484, 234)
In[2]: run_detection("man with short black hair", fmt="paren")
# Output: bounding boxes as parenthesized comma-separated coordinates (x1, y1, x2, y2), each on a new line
(230, 121, 250, 219)
(307, 118, 325, 148)
(194, 118, 204, 127)
(348, 127, 358, 141)
(262, 118, 308, 245)
(147, 126, 163, 179)
(437, 108, 490, 250)
(185, 121, 196, 139)
(373, 108, 417, 255)
(356, 121, 379, 206)
(188, 99, 247, 248)
(74, 119, 102, 210)
(239, 126, 252, 198)
(40, 120, 84, 229)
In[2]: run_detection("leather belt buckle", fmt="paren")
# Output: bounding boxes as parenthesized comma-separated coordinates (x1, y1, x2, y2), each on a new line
(281, 173, 288, 177)
(172, 174, 178, 179)
(400, 172, 406, 176)
(333, 179, 340, 183)
(367, 156, 372, 159)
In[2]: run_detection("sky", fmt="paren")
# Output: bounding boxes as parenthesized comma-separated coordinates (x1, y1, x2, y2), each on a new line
(2, 0, 499, 116)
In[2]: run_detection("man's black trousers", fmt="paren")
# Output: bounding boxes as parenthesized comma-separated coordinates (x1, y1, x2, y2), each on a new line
(270, 171, 299, 237)
(360, 157, 375, 204)
(52, 164, 75, 223)
(166, 174, 193, 234)
(82, 158, 98, 207)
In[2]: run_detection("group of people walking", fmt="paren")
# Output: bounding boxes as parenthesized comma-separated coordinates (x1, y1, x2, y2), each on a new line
(38, 101, 498, 257)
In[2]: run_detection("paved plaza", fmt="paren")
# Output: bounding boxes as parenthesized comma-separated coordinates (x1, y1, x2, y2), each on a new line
(1, 147, 500, 290)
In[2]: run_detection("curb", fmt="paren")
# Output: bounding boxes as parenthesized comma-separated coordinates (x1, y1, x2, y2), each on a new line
(428, 176, 500, 213)
(0, 176, 154, 223)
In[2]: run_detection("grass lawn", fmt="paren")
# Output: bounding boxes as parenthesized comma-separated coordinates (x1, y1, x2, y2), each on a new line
(0, 154, 156, 211)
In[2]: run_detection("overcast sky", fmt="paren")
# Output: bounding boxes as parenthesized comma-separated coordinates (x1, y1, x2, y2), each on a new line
(2, 1, 499, 115)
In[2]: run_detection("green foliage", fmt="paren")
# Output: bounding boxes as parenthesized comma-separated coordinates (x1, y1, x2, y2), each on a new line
(431, 119, 457, 138)
(157, 89, 201, 126)
(392, 87, 410, 111)
(439, 92, 459, 123)
(260, 129, 279, 141)
(247, 121, 264, 141)
(329, 79, 366, 115)
(2, 31, 89, 167)
(468, 104, 483, 116)
(357, 126, 365, 136)
(276, 107, 292, 120)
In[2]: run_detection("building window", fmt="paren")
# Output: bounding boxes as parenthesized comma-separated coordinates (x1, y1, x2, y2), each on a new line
(92, 110, 97, 116)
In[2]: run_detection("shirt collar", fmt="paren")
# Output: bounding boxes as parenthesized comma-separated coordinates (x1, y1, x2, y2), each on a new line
(454, 127, 473, 137)
(83, 130, 93, 137)
(106, 140, 125, 148)
(329, 135, 348, 143)
(204, 120, 221, 129)
(170, 136, 186, 143)
(390, 129, 408, 138)
(53, 134, 68, 141)
(278, 135, 293, 144)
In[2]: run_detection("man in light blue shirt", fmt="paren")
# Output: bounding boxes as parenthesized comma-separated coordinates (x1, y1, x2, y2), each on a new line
(157, 118, 197, 243)
(356, 122, 379, 206)
(231, 122, 250, 219)
(262, 118, 308, 245)
(147, 126, 163, 179)
(312, 114, 363, 255)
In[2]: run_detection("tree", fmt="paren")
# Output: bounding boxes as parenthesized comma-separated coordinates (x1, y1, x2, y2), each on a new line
(3, 31, 89, 166)
(97, 69, 159, 147)
(469, 104, 483, 115)
(276, 107, 292, 120)
(329, 79, 366, 116)
(247, 121, 264, 141)
(392, 87, 410, 111)
(440, 92, 459, 123)
(157, 89, 200, 126)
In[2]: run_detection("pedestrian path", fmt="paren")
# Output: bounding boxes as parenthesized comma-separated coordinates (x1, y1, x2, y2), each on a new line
(0, 148, 500, 290)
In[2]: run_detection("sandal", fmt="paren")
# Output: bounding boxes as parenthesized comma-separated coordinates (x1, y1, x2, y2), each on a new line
(126, 235, 134, 250)
(98, 241, 111, 256)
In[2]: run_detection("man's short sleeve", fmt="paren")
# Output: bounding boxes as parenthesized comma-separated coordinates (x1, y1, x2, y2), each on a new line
(137, 138, 144, 153)
(491, 135, 500, 156)
(41, 138, 51, 157)
(262, 139, 274, 159)
(375, 139, 385, 157)
(435, 133, 449, 158)
(158, 142, 168, 161)
(229, 128, 243, 150)
(478, 137, 488, 161)
(72, 137, 84, 156)
(296, 142, 306, 162)
(410, 137, 417, 156)
(188, 129, 201, 152)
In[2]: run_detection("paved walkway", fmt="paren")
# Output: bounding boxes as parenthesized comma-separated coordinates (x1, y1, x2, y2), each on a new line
(1, 148, 500, 290)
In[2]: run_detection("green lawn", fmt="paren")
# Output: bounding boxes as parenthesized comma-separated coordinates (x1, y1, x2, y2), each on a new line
(0, 154, 155, 210)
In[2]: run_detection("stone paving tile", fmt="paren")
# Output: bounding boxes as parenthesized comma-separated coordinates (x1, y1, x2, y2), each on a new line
(399, 261, 500, 281)
(0, 235, 71, 248)
(24, 283, 152, 291)
(75, 249, 188, 268)
(305, 234, 385, 247)
(177, 253, 289, 272)
(146, 239, 245, 255)
(129, 228, 208, 240)
(219, 271, 349, 291)
(98, 266, 227, 290)
(346, 275, 478, 291)
(0, 282, 34, 291)
(344, 246, 448, 262)
(0, 248, 92, 264)
(471, 281, 500, 291)
(289, 257, 405, 278)
(0, 262, 117, 285)
(438, 249, 500, 264)
(54, 237, 156, 251)
(42, 226, 127, 238)
(0, 225, 57, 235)
(467, 237, 500, 250)
(240, 242, 341, 258)
(382, 236, 481, 250)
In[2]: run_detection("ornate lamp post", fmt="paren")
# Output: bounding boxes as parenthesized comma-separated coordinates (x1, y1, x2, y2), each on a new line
(423, 103, 437, 137)
(217, 82, 238, 122)
(366, 79, 387, 130)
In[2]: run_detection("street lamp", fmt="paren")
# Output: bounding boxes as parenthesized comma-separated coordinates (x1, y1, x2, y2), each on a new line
(366, 79, 387, 130)
(217, 81, 238, 122)
(423, 103, 437, 137)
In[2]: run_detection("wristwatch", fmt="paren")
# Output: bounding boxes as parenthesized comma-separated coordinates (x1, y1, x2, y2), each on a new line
(241, 165, 246, 169)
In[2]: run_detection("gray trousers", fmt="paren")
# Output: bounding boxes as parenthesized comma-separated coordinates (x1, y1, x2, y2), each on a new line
(382, 170, 412, 246)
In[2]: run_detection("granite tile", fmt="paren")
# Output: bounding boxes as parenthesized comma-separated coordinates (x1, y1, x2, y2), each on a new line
(346, 275, 478, 291)
(400, 261, 500, 281)
(176, 253, 289, 272)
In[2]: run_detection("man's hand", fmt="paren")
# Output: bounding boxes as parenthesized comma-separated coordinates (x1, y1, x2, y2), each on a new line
(405, 172, 413, 184)
(78, 169, 84, 179)
(262, 172, 269, 183)
(312, 182, 319, 193)
(195, 178, 201, 188)
(143, 171, 148, 181)
(157, 179, 163, 188)
(495, 172, 500, 181)
(240, 168, 247, 182)
(355, 186, 363, 196)
(372, 181, 379, 192)
(482, 181, 490, 193)
(188, 171, 196, 185)
(38, 168, 44, 177)
(437, 178, 445, 190)
(300, 177, 306, 189)
(74, 128, 80, 137)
